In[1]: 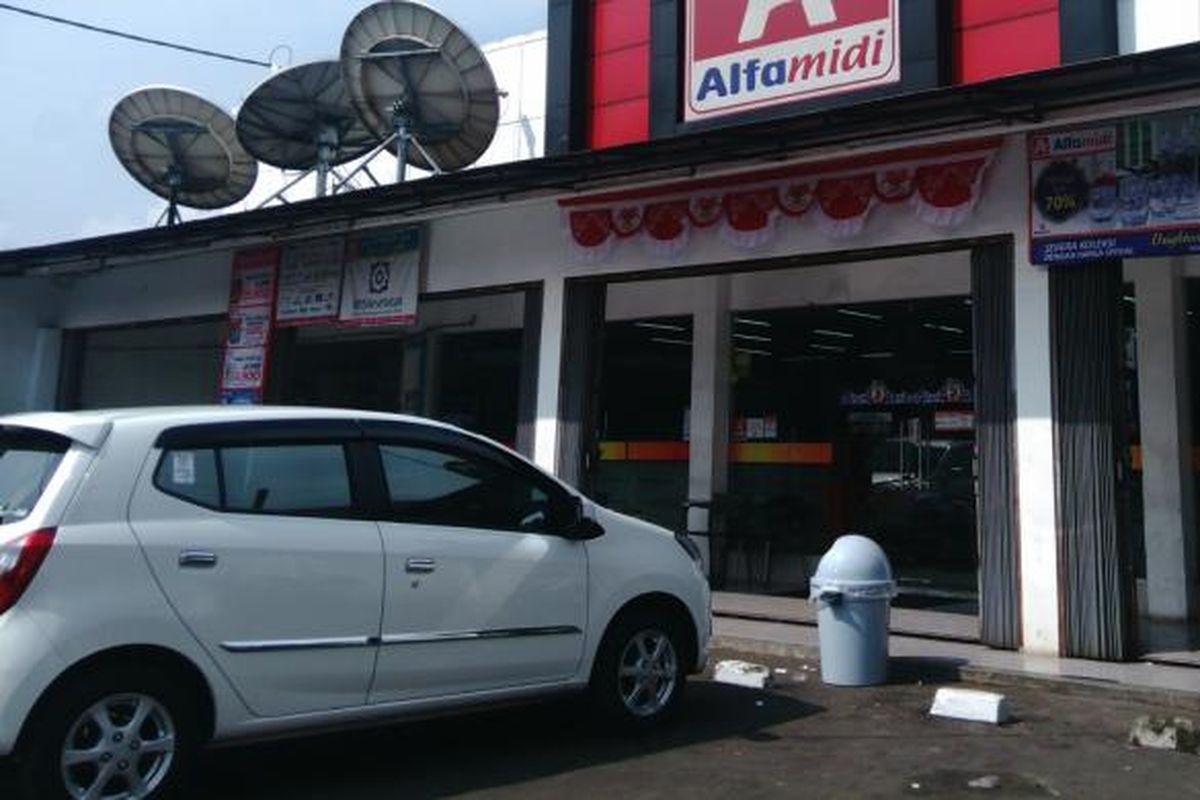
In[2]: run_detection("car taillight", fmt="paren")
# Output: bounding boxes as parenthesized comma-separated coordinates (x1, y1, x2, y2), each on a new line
(0, 528, 56, 615)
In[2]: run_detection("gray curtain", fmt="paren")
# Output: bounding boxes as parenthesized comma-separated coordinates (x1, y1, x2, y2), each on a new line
(515, 285, 543, 459)
(973, 241, 1021, 650)
(556, 280, 606, 490)
(1050, 260, 1136, 661)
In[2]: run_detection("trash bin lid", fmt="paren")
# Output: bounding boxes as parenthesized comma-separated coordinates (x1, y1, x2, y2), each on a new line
(810, 534, 895, 598)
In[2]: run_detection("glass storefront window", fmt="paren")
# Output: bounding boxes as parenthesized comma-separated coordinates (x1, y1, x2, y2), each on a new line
(722, 298, 979, 613)
(593, 317, 693, 531)
(279, 292, 527, 445)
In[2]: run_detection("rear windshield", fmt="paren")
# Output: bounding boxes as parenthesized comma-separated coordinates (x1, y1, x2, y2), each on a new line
(0, 428, 70, 526)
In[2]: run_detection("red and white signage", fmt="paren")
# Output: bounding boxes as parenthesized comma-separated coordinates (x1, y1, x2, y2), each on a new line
(560, 138, 1000, 263)
(686, 0, 901, 122)
(220, 247, 280, 405)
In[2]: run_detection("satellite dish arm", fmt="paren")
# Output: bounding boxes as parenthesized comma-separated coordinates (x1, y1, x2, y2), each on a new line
(332, 132, 398, 194)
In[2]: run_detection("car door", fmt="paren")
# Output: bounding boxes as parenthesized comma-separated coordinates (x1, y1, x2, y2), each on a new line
(128, 421, 385, 717)
(364, 423, 587, 704)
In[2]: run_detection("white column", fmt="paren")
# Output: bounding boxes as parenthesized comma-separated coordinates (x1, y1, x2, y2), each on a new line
(1013, 247, 1061, 655)
(533, 276, 565, 474)
(1131, 257, 1197, 620)
(687, 277, 732, 569)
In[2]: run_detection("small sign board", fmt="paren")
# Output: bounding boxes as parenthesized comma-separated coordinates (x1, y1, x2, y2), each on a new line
(338, 227, 422, 327)
(1030, 108, 1200, 264)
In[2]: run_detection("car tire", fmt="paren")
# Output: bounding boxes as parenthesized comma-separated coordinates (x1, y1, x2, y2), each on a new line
(16, 663, 201, 800)
(589, 607, 689, 728)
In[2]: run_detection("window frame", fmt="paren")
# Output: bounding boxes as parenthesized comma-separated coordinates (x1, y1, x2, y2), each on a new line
(360, 421, 577, 537)
(151, 420, 375, 521)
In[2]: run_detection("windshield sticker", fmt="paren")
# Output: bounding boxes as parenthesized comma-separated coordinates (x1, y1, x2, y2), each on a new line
(172, 452, 197, 486)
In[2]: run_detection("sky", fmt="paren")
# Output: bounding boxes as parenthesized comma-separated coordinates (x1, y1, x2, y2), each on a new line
(0, 1, 547, 251)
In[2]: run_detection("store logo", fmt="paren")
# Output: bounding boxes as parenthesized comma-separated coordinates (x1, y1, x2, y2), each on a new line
(740, 0, 839, 43)
(369, 262, 391, 294)
(686, 0, 900, 122)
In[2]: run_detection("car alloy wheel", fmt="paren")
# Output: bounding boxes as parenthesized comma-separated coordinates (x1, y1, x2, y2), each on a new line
(617, 629, 679, 718)
(60, 693, 176, 800)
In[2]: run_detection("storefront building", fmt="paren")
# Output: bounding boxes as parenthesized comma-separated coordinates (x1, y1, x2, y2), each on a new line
(3, 0, 1200, 664)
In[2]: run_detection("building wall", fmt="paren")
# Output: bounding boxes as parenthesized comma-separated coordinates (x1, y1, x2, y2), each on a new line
(0, 278, 64, 414)
(1120, 0, 1200, 54)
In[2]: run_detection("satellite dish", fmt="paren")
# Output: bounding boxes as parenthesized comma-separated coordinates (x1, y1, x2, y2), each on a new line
(236, 60, 377, 198)
(109, 86, 258, 225)
(340, 1, 500, 183)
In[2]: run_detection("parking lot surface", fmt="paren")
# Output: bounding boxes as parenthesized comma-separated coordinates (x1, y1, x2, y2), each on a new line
(4, 652, 1198, 799)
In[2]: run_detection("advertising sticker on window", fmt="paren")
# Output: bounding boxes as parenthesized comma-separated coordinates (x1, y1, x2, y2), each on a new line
(685, 0, 901, 122)
(338, 227, 421, 327)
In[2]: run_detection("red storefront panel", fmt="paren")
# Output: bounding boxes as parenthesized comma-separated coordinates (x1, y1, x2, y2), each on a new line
(954, 0, 1061, 83)
(590, 0, 651, 148)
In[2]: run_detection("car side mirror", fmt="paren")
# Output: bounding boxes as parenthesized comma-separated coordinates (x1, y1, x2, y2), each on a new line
(564, 497, 605, 541)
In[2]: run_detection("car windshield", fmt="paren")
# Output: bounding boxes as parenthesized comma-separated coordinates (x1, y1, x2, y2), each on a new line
(0, 428, 70, 525)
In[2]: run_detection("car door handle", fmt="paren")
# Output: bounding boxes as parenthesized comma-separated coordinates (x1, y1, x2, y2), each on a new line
(179, 550, 218, 569)
(405, 557, 437, 574)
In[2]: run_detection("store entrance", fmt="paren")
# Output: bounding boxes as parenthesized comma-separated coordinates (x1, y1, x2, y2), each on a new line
(722, 297, 978, 613)
(273, 290, 532, 448)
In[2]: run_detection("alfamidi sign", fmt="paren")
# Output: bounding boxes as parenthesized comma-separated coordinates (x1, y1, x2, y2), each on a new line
(685, 0, 901, 122)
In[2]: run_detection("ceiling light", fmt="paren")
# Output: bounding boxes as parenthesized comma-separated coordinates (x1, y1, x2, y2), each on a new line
(923, 323, 965, 334)
(734, 333, 772, 343)
(736, 347, 772, 357)
(813, 328, 854, 339)
(860, 352, 895, 359)
(810, 343, 846, 353)
(650, 337, 693, 347)
(735, 317, 772, 328)
(837, 308, 883, 321)
(635, 321, 687, 332)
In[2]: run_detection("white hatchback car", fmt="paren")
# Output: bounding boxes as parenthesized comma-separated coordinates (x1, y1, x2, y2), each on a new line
(0, 407, 710, 800)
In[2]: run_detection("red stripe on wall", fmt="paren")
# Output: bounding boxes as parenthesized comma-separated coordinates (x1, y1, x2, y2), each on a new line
(590, 0, 650, 149)
(954, 0, 1061, 84)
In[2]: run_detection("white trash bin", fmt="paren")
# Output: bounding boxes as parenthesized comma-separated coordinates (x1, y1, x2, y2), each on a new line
(809, 535, 896, 687)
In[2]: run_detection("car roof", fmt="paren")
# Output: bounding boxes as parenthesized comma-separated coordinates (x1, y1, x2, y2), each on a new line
(0, 406, 458, 449)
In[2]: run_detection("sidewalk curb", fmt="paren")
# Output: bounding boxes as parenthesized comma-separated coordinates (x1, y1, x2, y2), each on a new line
(712, 633, 1200, 713)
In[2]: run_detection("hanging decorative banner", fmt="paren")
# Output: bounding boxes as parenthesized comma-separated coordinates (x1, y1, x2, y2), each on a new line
(874, 167, 916, 203)
(276, 238, 345, 326)
(913, 157, 989, 228)
(1030, 108, 1200, 264)
(814, 174, 876, 238)
(560, 137, 1001, 262)
(643, 201, 691, 257)
(338, 226, 422, 327)
(612, 206, 646, 238)
(688, 195, 725, 228)
(220, 246, 280, 405)
(722, 188, 780, 249)
(777, 182, 815, 217)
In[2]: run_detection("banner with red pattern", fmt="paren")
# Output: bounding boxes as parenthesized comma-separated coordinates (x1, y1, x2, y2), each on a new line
(559, 138, 1000, 262)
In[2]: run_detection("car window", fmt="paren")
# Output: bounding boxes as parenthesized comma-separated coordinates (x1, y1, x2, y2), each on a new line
(0, 429, 69, 526)
(154, 449, 221, 509)
(379, 443, 563, 533)
(221, 444, 353, 515)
